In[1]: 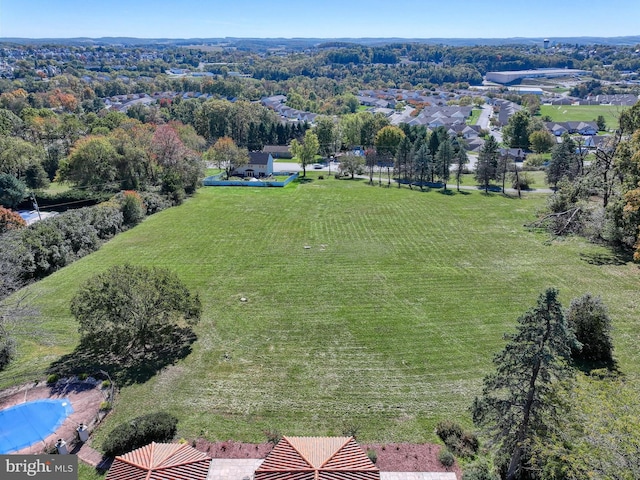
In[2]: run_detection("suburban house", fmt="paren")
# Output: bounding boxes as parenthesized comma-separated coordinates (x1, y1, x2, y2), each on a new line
(545, 121, 598, 136)
(499, 148, 527, 161)
(234, 152, 274, 178)
(263, 145, 292, 159)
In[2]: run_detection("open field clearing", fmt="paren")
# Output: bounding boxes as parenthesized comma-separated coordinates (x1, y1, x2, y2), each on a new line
(539, 104, 628, 130)
(2, 176, 639, 444)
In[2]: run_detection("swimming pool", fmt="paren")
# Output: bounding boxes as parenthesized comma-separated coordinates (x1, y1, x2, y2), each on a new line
(0, 399, 74, 453)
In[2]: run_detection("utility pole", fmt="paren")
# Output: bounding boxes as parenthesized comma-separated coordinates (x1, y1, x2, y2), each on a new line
(31, 193, 42, 220)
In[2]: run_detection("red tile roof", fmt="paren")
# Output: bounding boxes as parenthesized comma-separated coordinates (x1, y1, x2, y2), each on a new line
(255, 437, 379, 480)
(105, 442, 211, 480)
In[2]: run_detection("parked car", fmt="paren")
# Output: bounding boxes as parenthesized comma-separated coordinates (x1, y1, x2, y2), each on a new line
(313, 163, 323, 169)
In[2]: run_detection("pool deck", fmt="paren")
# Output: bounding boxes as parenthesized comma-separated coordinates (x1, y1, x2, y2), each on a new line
(0, 379, 106, 455)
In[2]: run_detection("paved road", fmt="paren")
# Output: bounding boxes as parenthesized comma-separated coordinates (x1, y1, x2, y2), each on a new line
(476, 105, 492, 130)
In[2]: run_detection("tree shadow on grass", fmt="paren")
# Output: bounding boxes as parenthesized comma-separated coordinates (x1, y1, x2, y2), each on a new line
(47, 326, 197, 386)
(579, 249, 632, 266)
(294, 177, 314, 184)
(571, 357, 620, 376)
(436, 189, 455, 196)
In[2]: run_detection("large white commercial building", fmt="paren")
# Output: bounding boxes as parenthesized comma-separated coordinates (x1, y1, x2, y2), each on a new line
(486, 68, 590, 84)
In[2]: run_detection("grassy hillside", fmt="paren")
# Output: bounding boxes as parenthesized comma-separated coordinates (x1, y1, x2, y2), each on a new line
(2, 176, 639, 444)
(539, 104, 628, 130)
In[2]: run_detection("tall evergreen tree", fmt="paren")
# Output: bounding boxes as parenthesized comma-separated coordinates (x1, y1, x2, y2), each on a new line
(435, 137, 453, 191)
(475, 135, 499, 193)
(413, 143, 432, 191)
(472, 288, 577, 480)
(453, 140, 469, 192)
(395, 136, 413, 188)
(546, 134, 580, 187)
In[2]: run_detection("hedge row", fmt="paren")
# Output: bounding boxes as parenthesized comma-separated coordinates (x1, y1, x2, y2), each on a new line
(102, 411, 178, 457)
(0, 190, 174, 300)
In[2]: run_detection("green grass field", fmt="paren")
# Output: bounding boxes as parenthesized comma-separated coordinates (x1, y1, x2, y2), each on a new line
(2, 175, 639, 447)
(467, 108, 481, 125)
(539, 104, 628, 131)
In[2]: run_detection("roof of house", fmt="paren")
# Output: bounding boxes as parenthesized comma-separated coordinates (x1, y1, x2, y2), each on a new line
(249, 152, 272, 165)
(105, 442, 211, 480)
(255, 436, 379, 480)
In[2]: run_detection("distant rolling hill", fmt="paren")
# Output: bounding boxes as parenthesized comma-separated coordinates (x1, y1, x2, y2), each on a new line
(1, 36, 639, 49)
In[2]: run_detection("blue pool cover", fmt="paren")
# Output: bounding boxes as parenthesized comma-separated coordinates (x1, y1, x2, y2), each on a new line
(0, 399, 74, 453)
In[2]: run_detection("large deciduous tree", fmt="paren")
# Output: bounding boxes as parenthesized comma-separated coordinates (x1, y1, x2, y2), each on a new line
(503, 111, 531, 150)
(338, 153, 364, 179)
(528, 130, 555, 154)
(472, 288, 577, 480)
(71, 264, 201, 359)
(205, 136, 249, 179)
(58, 135, 119, 190)
(291, 130, 319, 177)
(374, 125, 405, 158)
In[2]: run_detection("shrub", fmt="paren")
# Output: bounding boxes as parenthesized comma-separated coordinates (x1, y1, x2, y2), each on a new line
(366, 448, 377, 464)
(438, 448, 455, 467)
(90, 204, 124, 240)
(0, 174, 27, 209)
(0, 207, 26, 234)
(47, 374, 59, 385)
(462, 460, 500, 480)
(119, 191, 145, 227)
(102, 412, 178, 457)
(264, 428, 282, 445)
(436, 419, 479, 458)
(436, 420, 464, 442)
(511, 172, 532, 191)
(523, 154, 545, 169)
(567, 293, 614, 363)
(139, 191, 172, 215)
(341, 421, 360, 439)
(78, 373, 88, 380)
(101, 380, 111, 389)
(99, 401, 112, 411)
(0, 331, 16, 370)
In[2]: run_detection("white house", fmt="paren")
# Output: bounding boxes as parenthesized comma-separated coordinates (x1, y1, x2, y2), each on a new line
(234, 152, 274, 178)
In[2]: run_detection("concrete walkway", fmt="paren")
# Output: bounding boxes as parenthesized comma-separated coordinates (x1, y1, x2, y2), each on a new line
(207, 459, 264, 480)
(75, 443, 112, 471)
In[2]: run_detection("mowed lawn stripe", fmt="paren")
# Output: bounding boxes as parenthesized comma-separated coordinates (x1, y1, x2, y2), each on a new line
(1, 178, 639, 444)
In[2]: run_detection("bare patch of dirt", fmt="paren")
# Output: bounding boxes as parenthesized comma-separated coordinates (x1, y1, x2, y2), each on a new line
(194, 439, 274, 458)
(362, 443, 461, 479)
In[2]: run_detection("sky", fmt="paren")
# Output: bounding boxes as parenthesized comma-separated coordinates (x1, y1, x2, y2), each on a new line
(0, 0, 639, 40)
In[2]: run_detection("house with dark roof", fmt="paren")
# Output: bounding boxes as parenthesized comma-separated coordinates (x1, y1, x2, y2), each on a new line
(263, 145, 292, 159)
(234, 152, 274, 178)
(545, 121, 598, 136)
